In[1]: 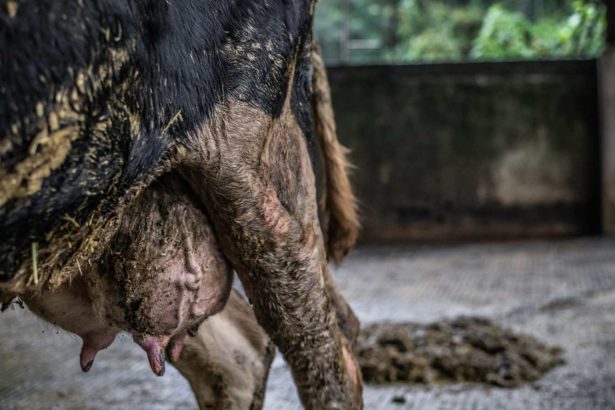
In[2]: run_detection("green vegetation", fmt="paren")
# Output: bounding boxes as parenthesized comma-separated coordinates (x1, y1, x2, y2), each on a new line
(315, 0, 607, 63)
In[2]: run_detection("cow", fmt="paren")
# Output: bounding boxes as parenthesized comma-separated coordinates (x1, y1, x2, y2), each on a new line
(0, 1, 362, 409)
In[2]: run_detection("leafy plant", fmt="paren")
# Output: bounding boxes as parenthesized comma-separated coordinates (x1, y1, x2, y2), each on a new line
(557, 0, 606, 56)
(314, 0, 607, 64)
(472, 1, 606, 59)
(471, 5, 535, 58)
(395, 1, 484, 61)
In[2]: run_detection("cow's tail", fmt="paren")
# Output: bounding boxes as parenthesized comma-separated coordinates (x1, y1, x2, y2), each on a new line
(312, 46, 359, 264)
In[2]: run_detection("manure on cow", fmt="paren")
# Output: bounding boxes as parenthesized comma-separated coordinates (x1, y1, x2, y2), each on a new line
(357, 316, 563, 388)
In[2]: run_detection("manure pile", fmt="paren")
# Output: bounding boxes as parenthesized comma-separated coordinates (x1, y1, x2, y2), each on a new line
(357, 316, 563, 387)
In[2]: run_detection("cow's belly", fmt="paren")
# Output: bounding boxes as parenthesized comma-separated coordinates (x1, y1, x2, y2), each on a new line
(23, 173, 232, 375)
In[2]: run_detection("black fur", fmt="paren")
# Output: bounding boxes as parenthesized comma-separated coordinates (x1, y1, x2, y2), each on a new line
(0, 0, 314, 282)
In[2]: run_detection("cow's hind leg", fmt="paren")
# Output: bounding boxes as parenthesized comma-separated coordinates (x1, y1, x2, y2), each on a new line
(172, 290, 274, 410)
(184, 102, 363, 409)
(324, 271, 360, 347)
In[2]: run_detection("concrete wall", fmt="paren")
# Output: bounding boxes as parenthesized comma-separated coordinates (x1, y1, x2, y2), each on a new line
(600, 1, 615, 234)
(600, 49, 615, 233)
(327, 60, 600, 242)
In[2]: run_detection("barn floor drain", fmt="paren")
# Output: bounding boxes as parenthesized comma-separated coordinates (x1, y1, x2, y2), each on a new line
(357, 316, 563, 388)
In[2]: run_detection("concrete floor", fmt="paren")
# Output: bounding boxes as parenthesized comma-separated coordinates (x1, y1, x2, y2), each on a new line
(2, 238, 615, 409)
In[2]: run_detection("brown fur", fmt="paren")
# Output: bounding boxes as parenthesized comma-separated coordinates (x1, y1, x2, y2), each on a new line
(181, 88, 362, 407)
(312, 46, 360, 264)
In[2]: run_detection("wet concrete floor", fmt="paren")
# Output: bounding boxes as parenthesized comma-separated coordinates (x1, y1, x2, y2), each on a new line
(1, 238, 615, 409)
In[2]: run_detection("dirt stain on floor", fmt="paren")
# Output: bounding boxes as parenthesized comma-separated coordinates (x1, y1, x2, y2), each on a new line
(358, 316, 564, 388)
